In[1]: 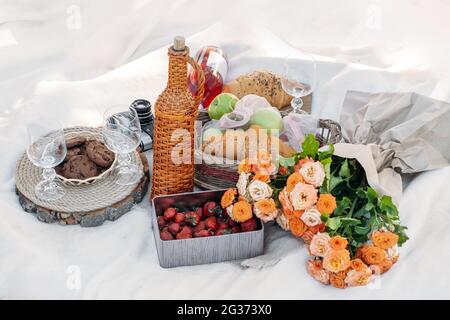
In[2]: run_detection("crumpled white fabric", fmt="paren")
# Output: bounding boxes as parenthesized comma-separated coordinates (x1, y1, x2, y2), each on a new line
(2, 0, 450, 299)
(334, 91, 450, 204)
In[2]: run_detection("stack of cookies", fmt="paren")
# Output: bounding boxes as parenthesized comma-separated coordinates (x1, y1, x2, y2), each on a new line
(56, 137, 115, 180)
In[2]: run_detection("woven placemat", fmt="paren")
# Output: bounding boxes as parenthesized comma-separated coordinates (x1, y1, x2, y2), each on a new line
(15, 126, 144, 214)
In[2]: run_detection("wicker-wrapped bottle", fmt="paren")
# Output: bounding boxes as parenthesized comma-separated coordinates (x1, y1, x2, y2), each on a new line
(151, 36, 204, 198)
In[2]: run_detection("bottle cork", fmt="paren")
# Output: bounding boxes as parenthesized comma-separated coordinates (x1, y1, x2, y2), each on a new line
(173, 36, 185, 51)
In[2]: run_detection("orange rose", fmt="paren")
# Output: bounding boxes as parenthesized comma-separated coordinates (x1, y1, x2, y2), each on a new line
(221, 188, 237, 208)
(289, 218, 308, 237)
(308, 223, 326, 234)
(252, 173, 270, 183)
(286, 172, 305, 192)
(360, 245, 388, 265)
(238, 159, 252, 173)
(330, 236, 348, 250)
(316, 194, 337, 215)
(253, 199, 278, 222)
(231, 200, 253, 222)
(373, 259, 393, 274)
(371, 230, 399, 250)
(301, 230, 315, 244)
(278, 188, 294, 216)
(322, 249, 351, 273)
(278, 166, 288, 176)
(293, 210, 304, 218)
(350, 258, 367, 272)
(329, 272, 346, 289)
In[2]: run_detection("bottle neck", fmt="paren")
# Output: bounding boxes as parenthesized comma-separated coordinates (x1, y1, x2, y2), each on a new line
(167, 48, 188, 90)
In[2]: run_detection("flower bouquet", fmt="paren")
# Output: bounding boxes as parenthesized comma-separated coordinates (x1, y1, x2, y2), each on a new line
(221, 134, 408, 289)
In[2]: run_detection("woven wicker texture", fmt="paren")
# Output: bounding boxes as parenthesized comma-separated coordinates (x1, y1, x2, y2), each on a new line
(15, 126, 143, 212)
(151, 44, 204, 198)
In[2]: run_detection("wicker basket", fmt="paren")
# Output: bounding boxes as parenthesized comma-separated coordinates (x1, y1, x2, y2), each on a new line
(194, 115, 342, 190)
(55, 128, 117, 186)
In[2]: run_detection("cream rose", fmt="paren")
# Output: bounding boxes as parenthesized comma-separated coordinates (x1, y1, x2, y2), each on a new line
(289, 182, 318, 211)
(300, 161, 325, 187)
(309, 232, 331, 257)
(248, 180, 273, 202)
(301, 207, 322, 227)
(276, 213, 290, 231)
(307, 260, 330, 285)
(226, 205, 234, 220)
(236, 172, 250, 198)
(387, 244, 399, 261)
(344, 268, 372, 287)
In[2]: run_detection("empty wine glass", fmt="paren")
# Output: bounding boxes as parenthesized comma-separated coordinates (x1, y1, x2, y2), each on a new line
(102, 105, 141, 186)
(281, 52, 317, 114)
(27, 121, 67, 201)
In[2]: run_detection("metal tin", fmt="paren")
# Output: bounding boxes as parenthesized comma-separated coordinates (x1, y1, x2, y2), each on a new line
(151, 189, 264, 268)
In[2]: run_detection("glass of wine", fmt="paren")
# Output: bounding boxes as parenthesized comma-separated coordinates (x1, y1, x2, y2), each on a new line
(27, 120, 67, 201)
(281, 52, 317, 114)
(102, 105, 141, 186)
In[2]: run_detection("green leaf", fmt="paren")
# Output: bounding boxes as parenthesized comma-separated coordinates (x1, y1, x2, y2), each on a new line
(340, 217, 361, 226)
(318, 144, 334, 160)
(278, 155, 296, 168)
(354, 225, 371, 235)
(366, 187, 378, 204)
(339, 159, 351, 178)
(379, 195, 398, 215)
(365, 203, 375, 211)
(300, 134, 320, 159)
(326, 217, 341, 230)
(330, 176, 344, 192)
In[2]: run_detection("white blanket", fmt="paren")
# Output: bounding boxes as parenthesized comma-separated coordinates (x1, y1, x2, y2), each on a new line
(1, 0, 450, 299)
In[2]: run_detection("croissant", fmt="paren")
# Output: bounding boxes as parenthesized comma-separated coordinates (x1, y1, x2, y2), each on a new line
(223, 70, 293, 109)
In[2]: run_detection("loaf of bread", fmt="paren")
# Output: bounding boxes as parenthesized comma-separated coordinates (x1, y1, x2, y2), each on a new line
(223, 70, 293, 109)
(202, 127, 296, 161)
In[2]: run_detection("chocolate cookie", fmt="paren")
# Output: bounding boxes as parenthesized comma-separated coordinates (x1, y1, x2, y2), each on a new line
(66, 136, 86, 148)
(61, 155, 98, 179)
(85, 140, 114, 168)
(65, 147, 82, 162)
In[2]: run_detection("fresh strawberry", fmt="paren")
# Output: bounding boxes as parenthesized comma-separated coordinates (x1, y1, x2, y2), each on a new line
(228, 218, 237, 227)
(168, 222, 180, 235)
(160, 229, 174, 241)
(194, 206, 203, 218)
(203, 201, 217, 217)
(240, 217, 258, 232)
(231, 226, 240, 233)
(176, 226, 193, 239)
(174, 212, 185, 223)
(157, 216, 167, 228)
(215, 229, 232, 236)
(176, 232, 192, 239)
(185, 211, 201, 226)
(205, 216, 218, 231)
(216, 220, 229, 231)
(194, 221, 206, 233)
(163, 207, 177, 221)
(194, 230, 212, 238)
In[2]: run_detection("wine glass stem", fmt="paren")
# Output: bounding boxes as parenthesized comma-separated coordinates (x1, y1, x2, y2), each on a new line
(291, 97, 304, 113)
(118, 153, 132, 167)
(42, 168, 56, 181)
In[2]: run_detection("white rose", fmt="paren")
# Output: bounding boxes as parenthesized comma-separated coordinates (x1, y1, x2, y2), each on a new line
(301, 207, 322, 227)
(309, 232, 331, 257)
(226, 205, 234, 220)
(300, 161, 326, 187)
(248, 180, 273, 202)
(387, 244, 399, 260)
(236, 172, 250, 198)
(276, 213, 290, 231)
